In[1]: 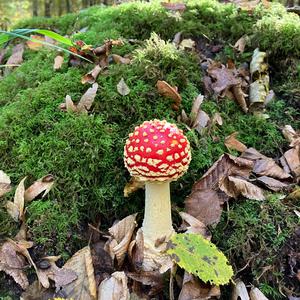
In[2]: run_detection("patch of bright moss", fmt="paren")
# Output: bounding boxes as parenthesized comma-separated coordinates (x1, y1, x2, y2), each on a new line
(213, 194, 299, 300)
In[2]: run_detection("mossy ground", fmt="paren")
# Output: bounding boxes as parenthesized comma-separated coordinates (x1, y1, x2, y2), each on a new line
(0, 1, 299, 299)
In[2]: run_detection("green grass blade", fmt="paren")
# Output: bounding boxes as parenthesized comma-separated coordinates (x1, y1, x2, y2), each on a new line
(35, 29, 73, 46)
(0, 30, 93, 64)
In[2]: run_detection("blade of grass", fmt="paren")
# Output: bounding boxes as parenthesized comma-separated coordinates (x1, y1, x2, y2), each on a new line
(35, 29, 73, 46)
(0, 30, 93, 64)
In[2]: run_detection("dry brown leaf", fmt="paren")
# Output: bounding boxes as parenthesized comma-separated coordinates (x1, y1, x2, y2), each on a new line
(0, 240, 29, 290)
(61, 246, 97, 300)
(53, 55, 64, 70)
(0, 170, 11, 197)
(179, 39, 195, 51)
(63, 95, 78, 112)
(184, 189, 224, 225)
(0, 48, 7, 64)
(231, 280, 250, 300)
(192, 153, 253, 191)
(26, 35, 44, 50)
(124, 177, 145, 197)
(117, 78, 130, 96)
(232, 84, 248, 113)
(36, 256, 77, 290)
(77, 82, 99, 113)
(282, 125, 300, 147)
(111, 54, 131, 64)
(211, 112, 223, 126)
(220, 175, 265, 200)
(207, 62, 240, 95)
(6, 177, 26, 221)
(234, 36, 247, 53)
(249, 287, 269, 300)
(98, 271, 130, 300)
(6, 43, 24, 67)
(190, 94, 204, 125)
(161, 2, 186, 12)
(256, 176, 288, 192)
(179, 212, 211, 240)
(156, 80, 182, 110)
(24, 174, 54, 202)
(193, 110, 210, 133)
(240, 147, 268, 161)
(231, 0, 269, 12)
(105, 214, 137, 266)
(253, 158, 291, 180)
(281, 147, 300, 181)
(225, 132, 247, 153)
(21, 280, 54, 300)
(82, 65, 102, 84)
(179, 272, 220, 300)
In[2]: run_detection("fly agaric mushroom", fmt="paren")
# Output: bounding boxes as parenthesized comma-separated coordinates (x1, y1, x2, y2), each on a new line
(124, 120, 191, 268)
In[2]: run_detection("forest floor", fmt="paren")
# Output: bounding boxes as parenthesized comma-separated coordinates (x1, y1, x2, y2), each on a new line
(0, 1, 299, 299)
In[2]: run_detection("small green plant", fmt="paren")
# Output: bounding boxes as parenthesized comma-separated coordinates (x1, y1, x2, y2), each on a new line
(167, 233, 233, 285)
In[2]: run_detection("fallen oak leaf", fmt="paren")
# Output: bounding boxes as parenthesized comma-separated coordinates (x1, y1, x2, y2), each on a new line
(280, 147, 300, 181)
(53, 55, 64, 70)
(224, 132, 247, 153)
(220, 175, 265, 200)
(81, 64, 102, 84)
(60, 246, 97, 300)
(156, 80, 181, 110)
(117, 78, 130, 96)
(24, 174, 54, 202)
(0, 170, 11, 197)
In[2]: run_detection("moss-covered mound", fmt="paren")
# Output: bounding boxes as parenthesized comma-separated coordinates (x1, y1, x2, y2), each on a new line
(0, 1, 299, 299)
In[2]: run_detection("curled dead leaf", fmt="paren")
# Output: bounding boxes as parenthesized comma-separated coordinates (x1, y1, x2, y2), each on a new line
(24, 174, 54, 202)
(234, 36, 248, 53)
(0, 170, 11, 197)
(111, 54, 131, 64)
(282, 125, 300, 148)
(105, 214, 137, 266)
(231, 279, 249, 300)
(6, 177, 26, 221)
(26, 35, 45, 50)
(77, 83, 99, 112)
(211, 112, 223, 126)
(256, 176, 288, 192)
(82, 64, 102, 84)
(124, 177, 145, 197)
(156, 80, 181, 110)
(98, 271, 130, 300)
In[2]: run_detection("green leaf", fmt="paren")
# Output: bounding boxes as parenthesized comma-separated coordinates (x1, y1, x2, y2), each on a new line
(167, 233, 233, 285)
(35, 29, 73, 46)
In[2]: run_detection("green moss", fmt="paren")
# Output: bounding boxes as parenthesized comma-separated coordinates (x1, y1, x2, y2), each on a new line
(213, 194, 299, 300)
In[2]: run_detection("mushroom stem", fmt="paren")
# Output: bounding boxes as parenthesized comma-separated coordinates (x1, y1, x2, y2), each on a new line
(142, 181, 174, 245)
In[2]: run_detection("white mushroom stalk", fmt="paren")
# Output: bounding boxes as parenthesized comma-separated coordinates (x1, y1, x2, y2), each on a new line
(124, 119, 191, 270)
(143, 180, 173, 244)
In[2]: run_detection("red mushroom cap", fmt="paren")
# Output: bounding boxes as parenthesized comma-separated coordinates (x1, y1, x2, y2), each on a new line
(124, 120, 191, 181)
